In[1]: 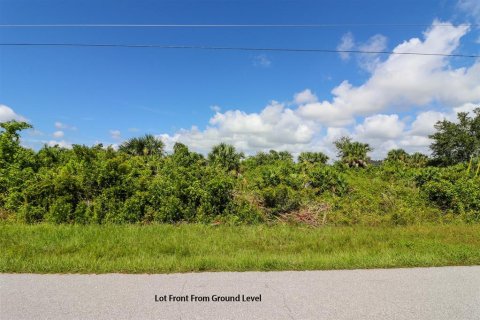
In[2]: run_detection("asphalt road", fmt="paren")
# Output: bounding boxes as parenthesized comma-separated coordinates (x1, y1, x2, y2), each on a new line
(1, 266, 479, 320)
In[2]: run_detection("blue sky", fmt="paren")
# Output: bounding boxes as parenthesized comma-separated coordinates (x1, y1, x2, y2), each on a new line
(0, 0, 479, 158)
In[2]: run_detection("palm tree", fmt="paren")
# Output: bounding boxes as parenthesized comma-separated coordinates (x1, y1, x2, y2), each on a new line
(119, 134, 164, 157)
(208, 143, 244, 172)
(386, 149, 409, 163)
(409, 152, 429, 168)
(298, 151, 329, 165)
(334, 137, 372, 168)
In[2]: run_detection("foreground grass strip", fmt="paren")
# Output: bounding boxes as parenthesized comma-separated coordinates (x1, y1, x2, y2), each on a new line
(1, 224, 480, 274)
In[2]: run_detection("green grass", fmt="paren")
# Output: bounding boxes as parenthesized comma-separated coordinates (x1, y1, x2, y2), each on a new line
(1, 223, 480, 274)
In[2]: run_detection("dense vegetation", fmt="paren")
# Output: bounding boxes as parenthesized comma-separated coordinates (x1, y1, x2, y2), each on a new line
(0, 109, 479, 226)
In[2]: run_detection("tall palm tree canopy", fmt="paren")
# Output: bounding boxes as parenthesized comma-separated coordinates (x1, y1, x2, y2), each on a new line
(208, 143, 244, 172)
(334, 137, 373, 168)
(119, 134, 165, 156)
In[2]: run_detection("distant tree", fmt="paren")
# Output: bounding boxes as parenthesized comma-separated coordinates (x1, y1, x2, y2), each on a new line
(334, 137, 372, 168)
(248, 150, 293, 166)
(208, 143, 244, 172)
(276, 151, 294, 162)
(385, 149, 429, 168)
(409, 152, 429, 168)
(385, 149, 409, 163)
(298, 151, 329, 165)
(0, 121, 33, 166)
(0, 121, 32, 139)
(172, 142, 204, 167)
(119, 134, 165, 157)
(429, 108, 480, 165)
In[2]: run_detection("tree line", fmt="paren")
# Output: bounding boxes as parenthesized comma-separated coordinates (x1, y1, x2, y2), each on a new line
(0, 108, 478, 225)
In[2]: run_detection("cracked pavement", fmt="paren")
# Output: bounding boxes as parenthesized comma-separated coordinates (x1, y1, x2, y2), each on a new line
(1, 266, 479, 319)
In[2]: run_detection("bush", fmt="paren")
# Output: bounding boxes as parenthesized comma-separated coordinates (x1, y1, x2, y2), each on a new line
(260, 185, 300, 215)
(306, 166, 349, 196)
(17, 205, 46, 224)
(45, 197, 73, 223)
(419, 166, 480, 215)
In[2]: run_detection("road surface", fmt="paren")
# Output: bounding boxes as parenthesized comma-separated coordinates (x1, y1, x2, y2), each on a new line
(1, 266, 479, 319)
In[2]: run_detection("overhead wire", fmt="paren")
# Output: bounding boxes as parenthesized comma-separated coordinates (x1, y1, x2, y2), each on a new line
(0, 23, 478, 28)
(0, 43, 478, 58)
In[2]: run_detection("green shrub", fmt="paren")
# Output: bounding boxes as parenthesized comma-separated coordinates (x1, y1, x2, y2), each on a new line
(45, 197, 73, 224)
(260, 184, 300, 215)
(120, 192, 148, 223)
(306, 166, 349, 196)
(17, 205, 46, 224)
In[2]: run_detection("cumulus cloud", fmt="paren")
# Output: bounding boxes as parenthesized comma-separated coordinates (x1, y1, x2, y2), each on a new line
(159, 101, 318, 154)
(409, 110, 447, 136)
(294, 89, 318, 105)
(0, 105, 26, 122)
(355, 114, 405, 139)
(299, 21, 479, 126)
(141, 21, 480, 159)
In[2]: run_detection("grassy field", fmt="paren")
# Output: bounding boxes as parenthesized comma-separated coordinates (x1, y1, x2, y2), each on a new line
(1, 223, 480, 274)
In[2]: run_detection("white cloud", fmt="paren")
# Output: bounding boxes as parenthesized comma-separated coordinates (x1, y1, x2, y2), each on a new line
(355, 114, 405, 139)
(296, 98, 354, 127)
(253, 54, 272, 67)
(337, 32, 388, 72)
(337, 32, 355, 60)
(159, 101, 318, 154)
(357, 34, 388, 72)
(408, 102, 479, 138)
(453, 102, 479, 114)
(47, 140, 72, 148)
(52, 130, 64, 138)
(400, 135, 432, 148)
(324, 127, 351, 143)
(409, 110, 447, 136)
(55, 121, 77, 131)
(0, 105, 26, 122)
(299, 21, 479, 126)
(293, 89, 318, 105)
(110, 130, 121, 140)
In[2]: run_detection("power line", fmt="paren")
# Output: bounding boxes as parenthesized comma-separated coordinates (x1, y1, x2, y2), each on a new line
(0, 23, 477, 28)
(0, 43, 479, 58)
